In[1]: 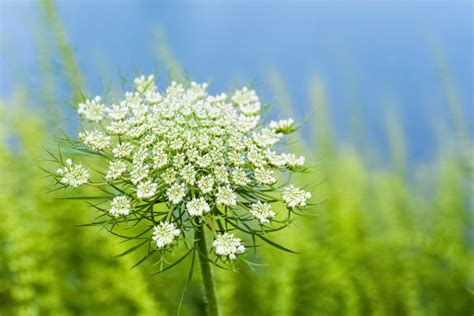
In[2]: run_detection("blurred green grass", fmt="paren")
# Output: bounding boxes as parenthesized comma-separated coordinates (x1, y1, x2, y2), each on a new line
(0, 1, 473, 315)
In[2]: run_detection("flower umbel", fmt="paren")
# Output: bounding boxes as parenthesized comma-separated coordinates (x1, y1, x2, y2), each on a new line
(216, 186, 237, 206)
(106, 160, 128, 180)
(78, 96, 105, 122)
(187, 197, 211, 217)
(137, 180, 158, 200)
(250, 201, 276, 223)
(56, 159, 89, 187)
(282, 185, 312, 208)
(213, 233, 246, 260)
(79, 129, 111, 151)
(49, 75, 313, 271)
(109, 196, 131, 217)
(152, 222, 180, 248)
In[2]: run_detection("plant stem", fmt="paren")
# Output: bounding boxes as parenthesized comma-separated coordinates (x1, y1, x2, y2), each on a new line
(195, 226, 219, 316)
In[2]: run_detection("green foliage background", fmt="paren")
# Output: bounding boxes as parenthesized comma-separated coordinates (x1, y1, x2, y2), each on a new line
(0, 1, 472, 315)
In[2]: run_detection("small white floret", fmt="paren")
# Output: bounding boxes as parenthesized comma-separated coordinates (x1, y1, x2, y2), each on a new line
(78, 96, 105, 122)
(112, 142, 135, 159)
(152, 222, 180, 248)
(250, 201, 275, 223)
(216, 186, 237, 206)
(269, 118, 295, 133)
(137, 180, 158, 199)
(79, 129, 111, 151)
(166, 183, 187, 204)
(197, 175, 215, 194)
(186, 197, 211, 216)
(106, 160, 128, 180)
(282, 185, 311, 208)
(254, 168, 277, 185)
(109, 196, 131, 217)
(57, 159, 89, 187)
(213, 233, 246, 260)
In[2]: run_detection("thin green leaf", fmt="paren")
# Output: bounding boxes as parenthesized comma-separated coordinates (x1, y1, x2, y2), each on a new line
(150, 249, 194, 276)
(256, 234, 298, 254)
(110, 239, 149, 259)
(178, 250, 196, 316)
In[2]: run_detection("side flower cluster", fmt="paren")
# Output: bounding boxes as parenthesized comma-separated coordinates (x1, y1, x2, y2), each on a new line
(213, 233, 246, 260)
(152, 222, 180, 248)
(56, 159, 89, 187)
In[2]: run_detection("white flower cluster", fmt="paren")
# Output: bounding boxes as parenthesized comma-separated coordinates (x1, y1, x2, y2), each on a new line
(106, 160, 128, 180)
(109, 196, 131, 217)
(137, 180, 157, 199)
(78, 96, 105, 122)
(212, 233, 246, 260)
(57, 159, 89, 187)
(63, 75, 312, 260)
(152, 222, 180, 248)
(79, 129, 111, 151)
(282, 185, 312, 208)
(269, 118, 295, 133)
(216, 186, 237, 206)
(187, 197, 211, 216)
(250, 201, 275, 223)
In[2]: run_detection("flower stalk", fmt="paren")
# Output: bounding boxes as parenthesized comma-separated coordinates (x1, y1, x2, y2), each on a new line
(195, 226, 219, 316)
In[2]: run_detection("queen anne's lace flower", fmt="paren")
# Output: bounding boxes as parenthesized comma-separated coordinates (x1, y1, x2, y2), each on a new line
(198, 175, 215, 194)
(232, 87, 261, 116)
(162, 168, 177, 184)
(254, 168, 277, 185)
(79, 129, 111, 151)
(269, 118, 295, 134)
(250, 202, 275, 223)
(228, 151, 245, 166)
(153, 149, 168, 169)
(107, 120, 129, 135)
(166, 183, 187, 204)
(252, 128, 282, 148)
(78, 96, 105, 122)
(106, 160, 128, 180)
(152, 222, 180, 248)
(216, 186, 237, 206)
(130, 163, 149, 184)
(106, 103, 129, 120)
(186, 197, 211, 217)
(282, 185, 312, 208)
(247, 146, 266, 167)
(213, 165, 229, 184)
(232, 167, 250, 186)
(110, 196, 131, 217)
(137, 180, 157, 199)
(54, 75, 312, 264)
(282, 153, 305, 168)
(57, 159, 89, 187)
(196, 154, 212, 168)
(112, 142, 135, 158)
(180, 164, 197, 185)
(172, 152, 186, 169)
(213, 233, 246, 260)
(265, 150, 287, 167)
(134, 75, 156, 94)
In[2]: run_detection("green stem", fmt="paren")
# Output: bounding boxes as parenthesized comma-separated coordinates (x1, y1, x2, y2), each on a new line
(195, 226, 219, 316)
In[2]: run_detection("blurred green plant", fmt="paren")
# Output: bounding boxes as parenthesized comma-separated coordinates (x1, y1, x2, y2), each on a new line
(0, 1, 473, 315)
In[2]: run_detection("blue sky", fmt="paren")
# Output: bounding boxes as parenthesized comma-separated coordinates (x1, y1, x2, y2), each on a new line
(1, 0, 472, 163)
